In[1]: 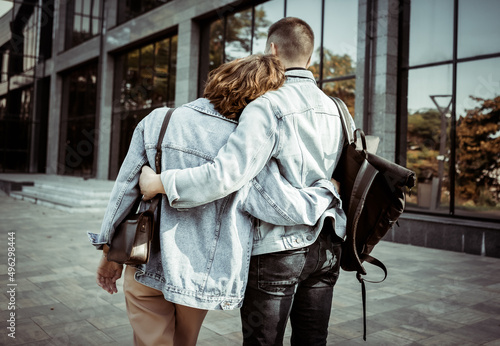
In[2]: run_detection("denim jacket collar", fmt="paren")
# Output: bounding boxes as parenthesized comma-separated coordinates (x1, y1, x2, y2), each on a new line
(284, 69, 316, 84)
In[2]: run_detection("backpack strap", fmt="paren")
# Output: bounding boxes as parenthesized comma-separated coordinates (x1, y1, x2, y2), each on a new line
(330, 96, 354, 145)
(356, 254, 388, 341)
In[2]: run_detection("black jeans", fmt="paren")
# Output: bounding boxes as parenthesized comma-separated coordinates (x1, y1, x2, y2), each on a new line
(241, 230, 342, 346)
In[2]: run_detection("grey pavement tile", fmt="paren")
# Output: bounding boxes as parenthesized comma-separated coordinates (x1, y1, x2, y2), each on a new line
(408, 298, 464, 317)
(470, 300, 500, 315)
(39, 319, 99, 338)
(445, 318, 500, 344)
(441, 287, 500, 306)
(87, 312, 131, 330)
(11, 303, 72, 320)
(329, 317, 384, 340)
(99, 324, 134, 345)
(45, 330, 115, 346)
(201, 316, 242, 336)
(367, 307, 431, 330)
(416, 332, 478, 346)
(384, 324, 436, 342)
(0, 318, 51, 345)
(439, 306, 492, 325)
(15, 290, 61, 309)
(353, 329, 416, 345)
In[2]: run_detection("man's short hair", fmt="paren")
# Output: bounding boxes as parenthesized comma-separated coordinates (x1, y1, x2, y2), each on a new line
(267, 17, 314, 63)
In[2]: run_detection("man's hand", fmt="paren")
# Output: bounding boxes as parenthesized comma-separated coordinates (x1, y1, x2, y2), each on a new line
(96, 253, 123, 294)
(139, 166, 165, 200)
(331, 178, 341, 194)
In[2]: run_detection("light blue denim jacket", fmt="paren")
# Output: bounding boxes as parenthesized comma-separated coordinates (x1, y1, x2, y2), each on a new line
(161, 70, 354, 255)
(88, 98, 337, 310)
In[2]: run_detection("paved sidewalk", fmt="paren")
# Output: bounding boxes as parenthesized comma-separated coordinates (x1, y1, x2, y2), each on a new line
(0, 191, 499, 345)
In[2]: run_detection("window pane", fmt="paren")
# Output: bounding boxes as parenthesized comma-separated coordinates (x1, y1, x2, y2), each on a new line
(406, 65, 452, 212)
(286, 0, 322, 80)
(458, 0, 500, 59)
(112, 35, 177, 169)
(252, 0, 284, 54)
(321, 79, 356, 115)
(75, 0, 83, 14)
(225, 8, 253, 62)
(92, 18, 100, 36)
(323, 0, 358, 79)
(81, 16, 90, 33)
(61, 64, 98, 176)
(83, 0, 91, 15)
(73, 15, 81, 33)
(93, 0, 101, 17)
(455, 58, 500, 219)
(208, 19, 224, 71)
(409, 0, 453, 66)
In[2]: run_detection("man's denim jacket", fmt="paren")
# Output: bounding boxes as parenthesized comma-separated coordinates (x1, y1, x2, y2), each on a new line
(88, 98, 337, 310)
(161, 70, 353, 255)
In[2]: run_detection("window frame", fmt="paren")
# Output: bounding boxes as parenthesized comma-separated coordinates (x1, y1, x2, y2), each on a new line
(398, 0, 500, 221)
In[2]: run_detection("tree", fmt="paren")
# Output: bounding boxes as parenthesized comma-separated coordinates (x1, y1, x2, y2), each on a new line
(456, 96, 500, 204)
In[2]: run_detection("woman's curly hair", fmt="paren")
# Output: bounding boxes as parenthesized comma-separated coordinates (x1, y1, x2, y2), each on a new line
(204, 54, 285, 120)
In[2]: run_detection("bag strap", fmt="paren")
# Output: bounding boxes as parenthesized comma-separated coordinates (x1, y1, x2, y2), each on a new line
(155, 107, 176, 173)
(147, 107, 176, 213)
(329, 96, 354, 145)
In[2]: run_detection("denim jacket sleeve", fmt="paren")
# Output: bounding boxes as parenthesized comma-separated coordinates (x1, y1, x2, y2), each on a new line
(161, 97, 278, 208)
(244, 159, 339, 226)
(87, 121, 148, 249)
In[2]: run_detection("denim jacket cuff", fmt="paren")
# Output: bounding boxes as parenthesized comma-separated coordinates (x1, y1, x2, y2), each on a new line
(87, 232, 107, 250)
(312, 179, 342, 206)
(161, 169, 180, 206)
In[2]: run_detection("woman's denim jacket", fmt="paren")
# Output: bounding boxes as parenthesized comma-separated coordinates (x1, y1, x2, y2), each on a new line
(88, 98, 337, 310)
(161, 70, 353, 255)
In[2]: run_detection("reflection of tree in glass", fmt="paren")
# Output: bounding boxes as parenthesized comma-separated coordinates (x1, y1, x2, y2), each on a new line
(406, 109, 446, 184)
(456, 96, 500, 207)
(120, 37, 176, 111)
(408, 110, 442, 151)
(225, 9, 253, 62)
(311, 49, 356, 113)
(209, 7, 272, 69)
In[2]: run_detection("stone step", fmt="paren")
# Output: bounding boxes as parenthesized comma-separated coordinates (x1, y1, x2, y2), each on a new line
(1, 174, 115, 213)
(16, 185, 110, 208)
(9, 190, 108, 214)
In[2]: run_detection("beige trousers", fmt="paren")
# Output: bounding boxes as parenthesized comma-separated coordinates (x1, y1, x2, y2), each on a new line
(123, 266, 208, 346)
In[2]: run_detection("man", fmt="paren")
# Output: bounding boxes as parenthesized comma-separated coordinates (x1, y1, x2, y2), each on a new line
(140, 17, 353, 345)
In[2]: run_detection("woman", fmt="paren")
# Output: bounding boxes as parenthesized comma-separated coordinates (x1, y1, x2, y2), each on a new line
(89, 54, 337, 345)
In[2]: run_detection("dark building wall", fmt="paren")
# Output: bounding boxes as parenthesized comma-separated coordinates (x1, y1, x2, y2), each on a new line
(388, 214, 500, 258)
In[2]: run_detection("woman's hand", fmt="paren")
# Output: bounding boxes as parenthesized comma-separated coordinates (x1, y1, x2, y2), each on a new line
(139, 166, 165, 200)
(96, 253, 123, 294)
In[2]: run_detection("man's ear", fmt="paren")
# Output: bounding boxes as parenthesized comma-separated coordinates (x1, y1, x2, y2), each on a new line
(269, 42, 278, 56)
(305, 55, 312, 69)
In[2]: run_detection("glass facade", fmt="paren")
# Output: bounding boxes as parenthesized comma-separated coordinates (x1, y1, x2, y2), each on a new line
(0, 49, 8, 83)
(201, 0, 358, 113)
(403, 0, 500, 220)
(111, 35, 177, 176)
(22, 11, 37, 72)
(0, 88, 33, 172)
(58, 63, 98, 176)
(65, 0, 102, 49)
(117, 0, 174, 25)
